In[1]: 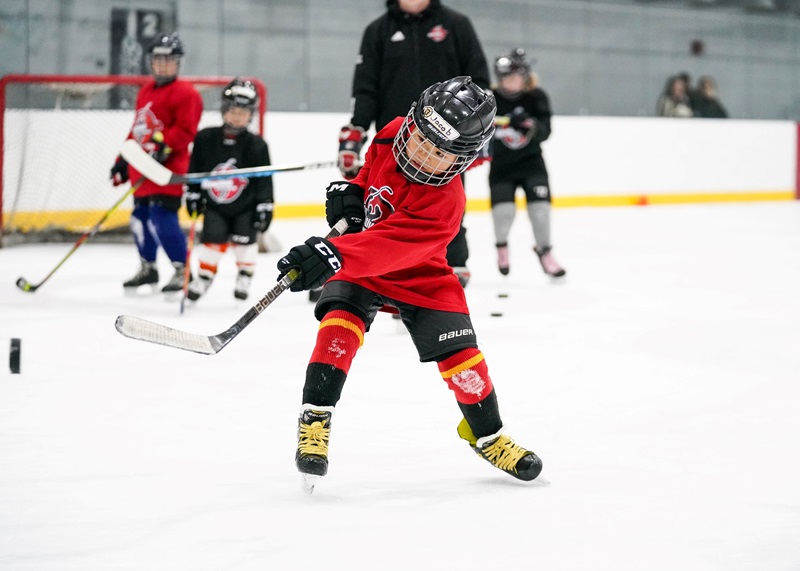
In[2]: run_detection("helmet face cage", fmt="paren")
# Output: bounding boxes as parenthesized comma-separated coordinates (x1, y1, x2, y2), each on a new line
(495, 48, 530, 80)
(392, 110, 474, 186)
(392, 76, 496, 186)
(147, 33, 185, 83)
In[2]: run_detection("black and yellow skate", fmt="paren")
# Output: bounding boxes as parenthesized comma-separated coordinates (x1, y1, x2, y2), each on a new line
(458, 418, 542, 481)
(296, 405, 334, 493)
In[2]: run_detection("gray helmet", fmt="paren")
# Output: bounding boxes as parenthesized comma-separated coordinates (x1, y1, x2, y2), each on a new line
(393, 76, 496, 186)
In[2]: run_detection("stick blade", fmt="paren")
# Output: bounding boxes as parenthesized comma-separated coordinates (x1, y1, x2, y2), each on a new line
(115, 315, 218, 355)
(120, 140, 174, 186)
(16, 277, 36, 292)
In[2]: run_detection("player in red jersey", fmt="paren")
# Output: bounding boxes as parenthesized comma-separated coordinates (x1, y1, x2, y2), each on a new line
(110, 32, 203, 296)
(277, 76, 542, 492)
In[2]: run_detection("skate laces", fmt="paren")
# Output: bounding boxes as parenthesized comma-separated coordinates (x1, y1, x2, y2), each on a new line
(298, 418, 330, 456)
(479, 435, 528, 473)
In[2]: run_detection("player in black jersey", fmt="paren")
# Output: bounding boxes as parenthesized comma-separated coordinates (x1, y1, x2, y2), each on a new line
(490, 48, 566, 279)
(184, 78, 274, 301)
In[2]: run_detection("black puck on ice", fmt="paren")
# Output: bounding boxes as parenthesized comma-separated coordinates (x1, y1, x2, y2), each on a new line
(9, 338, 21, 374)
(490, 312, 503, 317)
(497, 293, 509, 298)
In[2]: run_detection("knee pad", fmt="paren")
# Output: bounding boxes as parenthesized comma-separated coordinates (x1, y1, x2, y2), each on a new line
(437, 348, 493, 405)
(309, 309, 366, 375)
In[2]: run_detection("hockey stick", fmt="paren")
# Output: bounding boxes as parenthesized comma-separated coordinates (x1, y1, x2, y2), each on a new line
(16, 178, 144, 293)
(115, 218, 349, 355)
(179, 212, 199, 315)
(120, 139, 336, 187)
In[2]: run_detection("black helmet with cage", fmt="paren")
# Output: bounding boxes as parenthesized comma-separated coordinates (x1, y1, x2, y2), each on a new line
(392, 76, 496, 186)
(147, 33, 185, 84)
(221, 77, 259, 133)
(494, 48, 532, 81)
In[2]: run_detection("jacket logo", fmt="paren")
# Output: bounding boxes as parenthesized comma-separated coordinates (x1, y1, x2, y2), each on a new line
(422, 106, 460, 141)
(427, 25, 448, 43)
(364, 185, 395, 229)
(390, 30, 405, 42)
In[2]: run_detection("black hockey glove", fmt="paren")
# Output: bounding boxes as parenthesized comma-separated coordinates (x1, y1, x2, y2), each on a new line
(509, 108, 536, 135)
(110, 155, 130, 186)
(185, 189, 206, 217)
(325, 181, 365, 234)
(254, 201, 274, 232)
(277, 236, 343, 292)
(147, 131, 172, 164)
(337, 124, 367, 180)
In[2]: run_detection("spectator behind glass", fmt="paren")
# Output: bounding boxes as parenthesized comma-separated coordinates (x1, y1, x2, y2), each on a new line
(693, 75, 728, 119)
(656, 75, 693, 118)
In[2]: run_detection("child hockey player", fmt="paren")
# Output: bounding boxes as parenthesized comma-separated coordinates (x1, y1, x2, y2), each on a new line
(276, 76, 543, 492)
(490, 48, 566, 278)
(110, 32, 203, 295)
(184, 78, 274, 302)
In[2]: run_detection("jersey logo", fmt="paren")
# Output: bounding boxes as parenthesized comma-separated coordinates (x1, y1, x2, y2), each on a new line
(427, 25, 448, 43)
(496, 124, 532, 150)
(364, 185, 396, 229)
(131, 102, 164, 145)
(390, 30, 405, 42)
(201, 158, 250, 203)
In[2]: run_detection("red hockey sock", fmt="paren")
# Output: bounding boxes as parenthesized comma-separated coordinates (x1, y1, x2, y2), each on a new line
(437, 348, 494, 405)
(309, 309, 365, 375)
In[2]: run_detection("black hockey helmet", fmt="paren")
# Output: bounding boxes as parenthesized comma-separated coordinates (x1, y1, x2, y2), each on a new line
(147, 33, 185, 84)
(221, 78, 259, 114)
(494, 48, 532, 80)
(148, 32, 185, 57)
(393, 76, 496, 186)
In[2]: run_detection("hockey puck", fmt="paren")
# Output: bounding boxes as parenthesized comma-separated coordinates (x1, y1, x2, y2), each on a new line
(490, 312, 503, 317)
(497, 293, 509, 298)
(9, 338, 21, 374)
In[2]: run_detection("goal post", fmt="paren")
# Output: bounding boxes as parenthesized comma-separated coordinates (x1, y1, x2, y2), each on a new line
(0, 74, 267, 246)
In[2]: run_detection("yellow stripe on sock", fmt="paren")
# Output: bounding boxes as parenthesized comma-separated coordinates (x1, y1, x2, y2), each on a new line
(319, 318, 364, 346)
(440, 353, 484, 379)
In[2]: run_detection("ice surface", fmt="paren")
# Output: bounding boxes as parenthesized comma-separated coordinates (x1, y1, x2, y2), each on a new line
(1, 203, 799, 570)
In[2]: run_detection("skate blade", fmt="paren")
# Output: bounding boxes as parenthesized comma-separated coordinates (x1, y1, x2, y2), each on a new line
(300, 474, 321, 494)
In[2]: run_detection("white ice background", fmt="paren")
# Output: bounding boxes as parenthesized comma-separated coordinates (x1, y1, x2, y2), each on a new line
(1, 204, 799, 570)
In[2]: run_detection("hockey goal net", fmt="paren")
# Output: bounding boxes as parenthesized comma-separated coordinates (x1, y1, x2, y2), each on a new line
(0, 74, 267, 246)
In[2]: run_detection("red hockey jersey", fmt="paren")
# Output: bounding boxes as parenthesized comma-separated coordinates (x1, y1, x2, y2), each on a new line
(125, 79, 203, 198)
(328, 117, 468, 314)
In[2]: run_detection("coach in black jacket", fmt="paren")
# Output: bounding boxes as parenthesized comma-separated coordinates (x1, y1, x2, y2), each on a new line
(337, 0, 490, 285)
